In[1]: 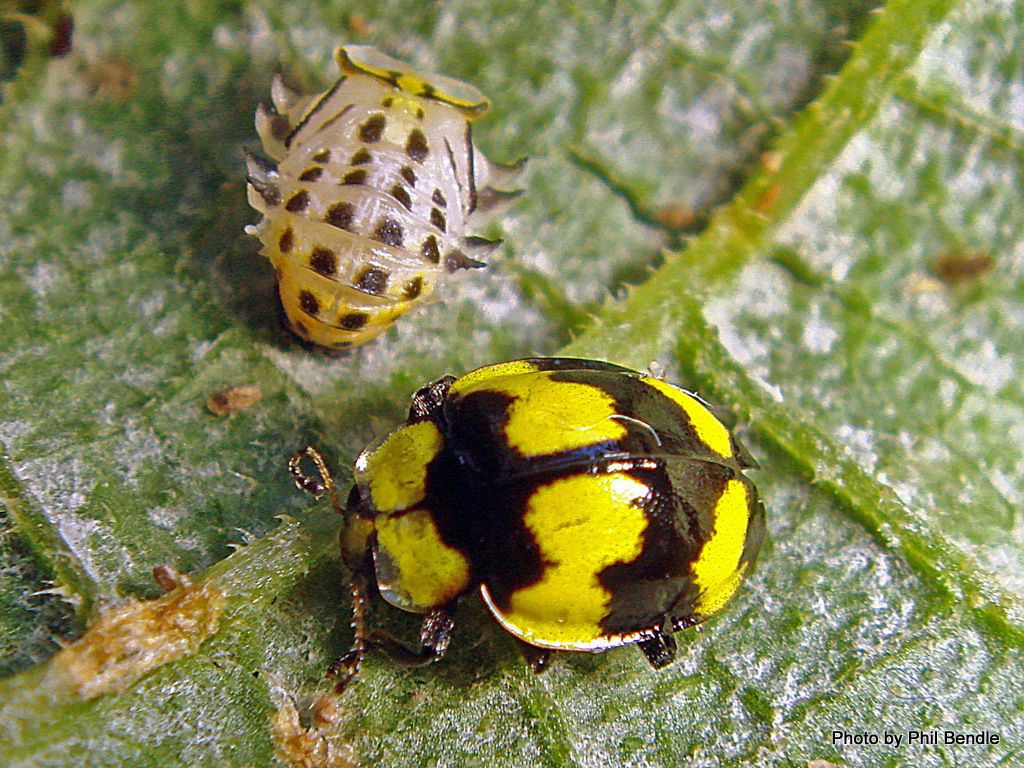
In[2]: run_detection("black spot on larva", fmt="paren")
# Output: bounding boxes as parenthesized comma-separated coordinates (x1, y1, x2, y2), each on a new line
(299, 290, 320, 316)
(421, 235, 441, 264)
(390, 184, 412, 210)
(372, 218, 404, 248)
(430, 208, 447, 232)
(342, 169, 369, 186)
(247, 176, 280, 207)
(298, 167, 323, 182)
(415, 107, 425, 120)
(406, 129, 429, 162)
(325, 202, 356, 231)
(359, 114, 386, 143)
(382, 96, 394, 108)
(421, 82, 437, 99)
(400, 166, 416, 186)
(268, 112, 292, 144)
(339, 312, 370, 331)
(402, 276, 424, 300)
(445, 249, 485, 272)
(285, 190, 309, 213)
(312, 149, 331, 163)
(278, 227, 294, 254)
(350, 149, 372, 165)
(353, 266, 389, 296)
(293, 320, 309, 339)
(310, 247, 337, 276)
(432, 189, 447, 207)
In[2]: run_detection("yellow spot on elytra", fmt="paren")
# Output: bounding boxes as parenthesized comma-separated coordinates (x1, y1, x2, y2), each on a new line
(458, 371, 627, 457)
(448, 360, 541, 394)
(643, 378, 734, 459)
(487, 473, 649, 648)
(360, 421, 441, 513)
(692, 478, 751, 617)
(375, 508, 471, 611)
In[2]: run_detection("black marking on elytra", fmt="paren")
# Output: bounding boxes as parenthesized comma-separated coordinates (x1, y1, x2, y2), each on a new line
(420, 392, 550, 606)
(372, 217, 404, 248)
(310, 247, 337, 276)
(597, 460, 714, 637)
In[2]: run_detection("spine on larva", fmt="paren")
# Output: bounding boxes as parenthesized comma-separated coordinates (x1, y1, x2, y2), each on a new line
(246, 45, 524, 349)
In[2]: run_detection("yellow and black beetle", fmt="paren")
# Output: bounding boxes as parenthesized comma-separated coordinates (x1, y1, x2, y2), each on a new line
(292, 358, 765, 688)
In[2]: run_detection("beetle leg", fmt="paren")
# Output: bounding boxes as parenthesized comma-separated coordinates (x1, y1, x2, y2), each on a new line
(363, 604, 457, 665)
(327, 573, 370, 693)
(637, 621, 677, 669)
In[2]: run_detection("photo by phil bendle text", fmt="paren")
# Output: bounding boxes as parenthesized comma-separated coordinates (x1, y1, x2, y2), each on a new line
(831, 730, 1001, 748)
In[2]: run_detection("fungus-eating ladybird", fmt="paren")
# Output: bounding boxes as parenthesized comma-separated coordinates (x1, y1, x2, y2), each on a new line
(292, 358, 765, 688)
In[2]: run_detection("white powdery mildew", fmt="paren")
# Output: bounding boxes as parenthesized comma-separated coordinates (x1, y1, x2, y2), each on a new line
(146, 504, 191, 530)
(800, 305, 838, 355)
(704, 262, 790, 357)
(833, 424, 880, 475)
(0, 420, 36, 451)
(955, 339, 1015, 394)
(13, 454, 132, 585)
(913, 0, 1023, 133)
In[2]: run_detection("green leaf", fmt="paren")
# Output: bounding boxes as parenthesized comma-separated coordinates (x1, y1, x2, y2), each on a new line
(1, 0, 1023, 766)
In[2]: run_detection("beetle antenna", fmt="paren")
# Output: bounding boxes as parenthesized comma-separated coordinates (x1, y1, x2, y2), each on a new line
(289, 446, 343, 514)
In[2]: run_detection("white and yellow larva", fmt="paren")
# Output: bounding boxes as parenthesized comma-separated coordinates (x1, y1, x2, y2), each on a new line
(246, 45, 524, 349)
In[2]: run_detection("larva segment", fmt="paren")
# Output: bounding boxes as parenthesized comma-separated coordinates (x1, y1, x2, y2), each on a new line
(246, 45, 524, 349)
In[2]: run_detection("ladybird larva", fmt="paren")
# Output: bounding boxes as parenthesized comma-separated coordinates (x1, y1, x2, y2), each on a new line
(245, 45, 524, 349)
